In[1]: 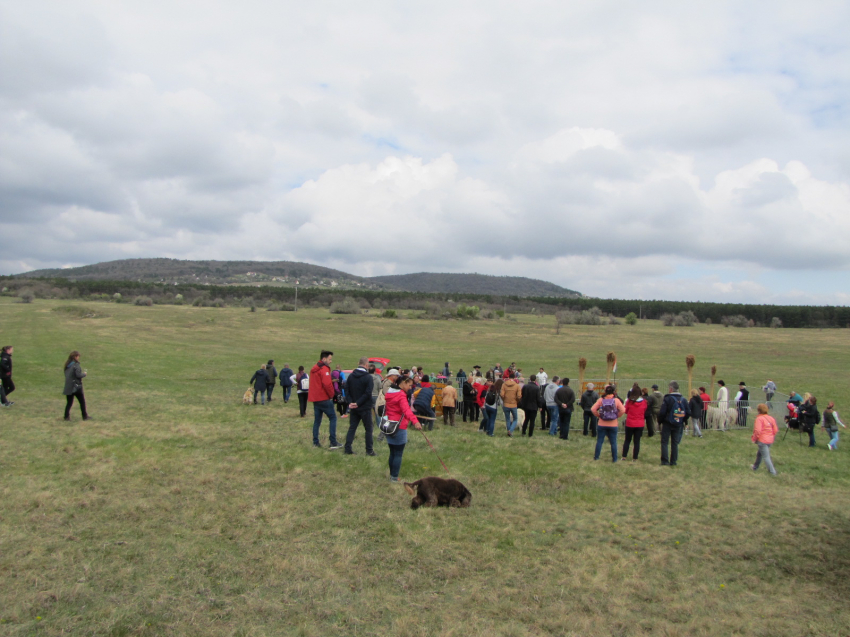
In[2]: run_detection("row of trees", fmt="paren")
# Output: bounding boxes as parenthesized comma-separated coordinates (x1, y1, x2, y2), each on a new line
(3, 276, 848, 328)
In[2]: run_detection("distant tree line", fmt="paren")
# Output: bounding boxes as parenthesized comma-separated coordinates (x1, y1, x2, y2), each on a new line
(2, 276, 848, 328)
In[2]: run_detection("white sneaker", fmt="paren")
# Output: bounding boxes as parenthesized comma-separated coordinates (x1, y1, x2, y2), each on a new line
(329, 443, 343, 450)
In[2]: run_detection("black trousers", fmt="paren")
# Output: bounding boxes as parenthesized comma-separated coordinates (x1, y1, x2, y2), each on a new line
(559, 408, 573, 439)
(0, 382, 6, 404)
(583, 411, 597, 436)
(2, 377, 14, 396)
(623, 426, 644, 459)
(65, 390, 87, 419)
(344, 407, 374, 453)
(463, 400, 479, 422)
(297, 392, 308, 416)
(540, 406, 550, 431)
(522, 409, 537, 436)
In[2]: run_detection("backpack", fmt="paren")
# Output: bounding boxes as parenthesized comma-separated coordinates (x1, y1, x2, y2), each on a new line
(485, 388, 498, 406)
(667, 395, 687, 425)
(300, 376, 309, 391)
(599, 397, 618, 420)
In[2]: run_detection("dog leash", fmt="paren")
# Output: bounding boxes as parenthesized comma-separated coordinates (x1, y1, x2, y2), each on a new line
(416, 424, 452, 476)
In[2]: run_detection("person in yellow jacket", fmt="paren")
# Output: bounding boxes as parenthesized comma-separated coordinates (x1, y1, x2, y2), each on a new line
(441, 381, 458, 427)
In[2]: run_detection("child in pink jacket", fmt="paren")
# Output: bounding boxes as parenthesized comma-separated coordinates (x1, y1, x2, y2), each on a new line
(751, 404, 778, 475)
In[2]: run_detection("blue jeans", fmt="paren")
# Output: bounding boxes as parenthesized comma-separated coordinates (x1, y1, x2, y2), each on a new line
(267, 384, 275, 401)
(283, 385, 292, 402)
(559, 408, 573, 439)
(312, 400, 338, 446)
(385, 427, 408, 479)
(754, 442, 777, 475)
(547, 405, 560, 435)
(828, 430, 839, 449)
(484, 406, 498, 436)
(595, 426, 618, 462)
(660, 423, 684, 465)
(254, 388, 265, 405)
(503, 407, 518, 433)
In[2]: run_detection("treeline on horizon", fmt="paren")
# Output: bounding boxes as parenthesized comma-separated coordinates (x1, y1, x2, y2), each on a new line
(3, 276, 848, 329)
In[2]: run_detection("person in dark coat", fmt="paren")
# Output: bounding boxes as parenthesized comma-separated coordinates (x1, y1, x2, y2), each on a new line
(62, 350, 89, 420)
(413, 375, 436, 430)
(1, 345, 14, 400)
(799, 395, 820, 447)
(265, 360, 278, 402)
(581, 383, 599, 436)
(344, 357, 376, 455)
(688, 389, 704, 437)
(520, 375, 540, 436)
(555, 378, 576, 440)
(250, 364, 270, 405)
(279, 364, 295, 403)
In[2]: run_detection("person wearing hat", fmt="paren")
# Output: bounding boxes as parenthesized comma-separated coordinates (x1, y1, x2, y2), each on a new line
(580, 383, 599, 436)
(462, 373, 478, 422)
(658, 381, 690, 466)
(735, 382, 750, 428)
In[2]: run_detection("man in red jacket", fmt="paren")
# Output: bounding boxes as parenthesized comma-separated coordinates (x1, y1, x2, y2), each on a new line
(309, 350, 341, 449)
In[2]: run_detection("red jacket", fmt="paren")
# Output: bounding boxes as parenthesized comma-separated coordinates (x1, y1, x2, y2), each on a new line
(308, 362, 335, 402)
(624, 398, 648, 427)
(384, 386, 419, 429)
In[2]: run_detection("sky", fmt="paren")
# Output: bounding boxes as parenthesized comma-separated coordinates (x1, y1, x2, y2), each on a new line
(1, 0, 849, 304)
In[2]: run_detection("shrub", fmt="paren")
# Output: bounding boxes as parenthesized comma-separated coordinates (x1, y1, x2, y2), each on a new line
(174, 294, 184, 305)
(330, 297, 361, 314)
(18, 290, 35, 304)
(381, 309, 397, 318)
(705, 317, 712, 325)
(495, 309, 505, 318)
(662, 311, 697, 327)
(479, 309, 495, 319)
(608, 316, 622, 325)
(133, 296, 153, 306)
(210, 298, 226, 308)
(721, 314, 750, 328)
(770, 317, 783, 328)
(624, 312, 637, 325)
(113, 293, 122, 302)
(456, 304, 480, 319)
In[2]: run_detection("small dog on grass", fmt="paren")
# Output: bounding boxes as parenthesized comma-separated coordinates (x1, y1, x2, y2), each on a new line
(403, 477, 472, 509)
(242, 387, 254, 405)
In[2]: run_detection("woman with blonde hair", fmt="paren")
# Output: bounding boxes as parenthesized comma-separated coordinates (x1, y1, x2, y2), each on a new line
(751, 404, 778, 475)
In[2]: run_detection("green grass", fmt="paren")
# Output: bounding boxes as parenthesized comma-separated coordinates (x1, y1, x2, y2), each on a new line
(1, 299, 849, 636)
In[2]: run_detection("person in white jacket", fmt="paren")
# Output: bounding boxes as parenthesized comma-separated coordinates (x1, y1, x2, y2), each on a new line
(716, 380, 729, 431)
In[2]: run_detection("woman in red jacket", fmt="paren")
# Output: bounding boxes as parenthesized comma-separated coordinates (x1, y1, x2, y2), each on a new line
(383, 376, 422, 482)
(622, 383, 648, 461)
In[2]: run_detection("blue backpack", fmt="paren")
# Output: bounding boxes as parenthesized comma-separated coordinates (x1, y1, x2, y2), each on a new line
(599, 397, 619, 420)
(667, 395, 687, 425)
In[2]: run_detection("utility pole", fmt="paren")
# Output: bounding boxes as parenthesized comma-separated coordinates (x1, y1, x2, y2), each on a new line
(294, 283, 298, 312)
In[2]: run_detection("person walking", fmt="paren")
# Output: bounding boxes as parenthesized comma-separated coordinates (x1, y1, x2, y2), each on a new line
(659, 381, 690, 466)
(763, 379, 777, 406)
(295, 366, 309, 417)
(480, 379, 498, 436)
(622, 384, 647, 460)
(519, 375, 540, 436)
(799, 395, 819, 448)
(343, 357, 376, 456)
(751, 404, 779, 475)
(591, 385, 625, 462)
(250, 364, 270, 405)
(383, 375, 422, 481)
(581, 383, 599, 436)
(555, 378, 576, 440)
(265, 360, 278, 402)
(1, 345, 14, 401)
(500, 375, 521, 437)
(0, 380, 8, 407)
(62, 350, 89, 421)
(441, 380, 458, 427)
(279, 363, 295, 403)
(822, 402, 846, 450)
(309, 350, 341, 449)
(688, 389, 704, 438)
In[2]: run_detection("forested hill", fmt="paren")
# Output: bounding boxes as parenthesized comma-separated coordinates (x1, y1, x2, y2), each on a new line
(16, 259, 582, 297)
(368, 272, 581, 298)
(17, 258, 387, 289)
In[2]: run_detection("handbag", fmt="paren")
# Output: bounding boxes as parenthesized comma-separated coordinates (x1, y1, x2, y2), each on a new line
(378, 415, 401, 436)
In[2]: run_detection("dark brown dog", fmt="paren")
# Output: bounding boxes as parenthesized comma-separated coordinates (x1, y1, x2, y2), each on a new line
(403, 477, 472, 509)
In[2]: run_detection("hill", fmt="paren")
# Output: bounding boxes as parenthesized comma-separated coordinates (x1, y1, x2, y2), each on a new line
(17, 258, 387, 290)
(16, 259, 582, 297)
(368, 272, 581, 298)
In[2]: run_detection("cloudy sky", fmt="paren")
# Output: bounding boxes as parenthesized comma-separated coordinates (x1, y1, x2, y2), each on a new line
(2, 1, 849, 303)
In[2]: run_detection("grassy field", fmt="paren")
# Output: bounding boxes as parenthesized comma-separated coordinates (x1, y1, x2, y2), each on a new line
(1, 298, 849, 636)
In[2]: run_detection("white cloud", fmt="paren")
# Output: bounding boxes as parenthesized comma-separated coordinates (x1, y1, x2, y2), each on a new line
(1, 0, 849, 304)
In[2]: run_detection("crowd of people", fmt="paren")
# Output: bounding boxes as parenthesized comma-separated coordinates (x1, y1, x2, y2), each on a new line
(271, 354, 846, 481)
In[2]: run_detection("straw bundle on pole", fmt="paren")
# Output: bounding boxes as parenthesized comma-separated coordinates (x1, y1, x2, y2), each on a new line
(606, 351, 616, 386)
(578, 357, 587, 390)
(686, 355, 696, 396)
